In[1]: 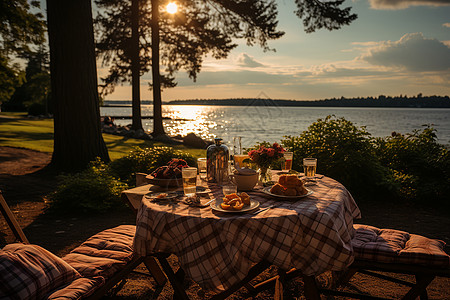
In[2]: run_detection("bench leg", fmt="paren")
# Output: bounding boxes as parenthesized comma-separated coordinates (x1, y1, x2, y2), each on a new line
(274, 269, 287, 300)
(401, 275, 434, 300)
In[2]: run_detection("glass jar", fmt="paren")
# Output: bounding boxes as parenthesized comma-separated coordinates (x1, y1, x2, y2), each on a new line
(206, 138, 229, 184)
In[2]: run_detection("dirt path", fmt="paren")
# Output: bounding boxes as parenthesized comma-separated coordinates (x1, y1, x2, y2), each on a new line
(0, 146, 449, 299)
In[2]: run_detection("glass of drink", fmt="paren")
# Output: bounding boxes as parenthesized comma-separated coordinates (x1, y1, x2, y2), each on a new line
(303, 158, 317, 177)
(222, 183, 237, 196)
(233, 137, 242, 156)
(234, 154, 249, 169)
(197, 158, 207, 181)
(182, 167, 197, 197)
(282, 152, 293, 173)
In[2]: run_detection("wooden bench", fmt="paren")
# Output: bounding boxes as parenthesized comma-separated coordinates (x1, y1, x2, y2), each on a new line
(0, 190, 167, 299)
(320, 224, 450, 300)
(240, 224, 450, 300)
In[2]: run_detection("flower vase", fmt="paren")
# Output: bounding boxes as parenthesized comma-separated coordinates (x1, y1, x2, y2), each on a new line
(258, 167, 272, 185)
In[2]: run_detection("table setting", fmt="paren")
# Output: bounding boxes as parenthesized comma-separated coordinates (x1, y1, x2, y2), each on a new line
(120, 137, 361, 295)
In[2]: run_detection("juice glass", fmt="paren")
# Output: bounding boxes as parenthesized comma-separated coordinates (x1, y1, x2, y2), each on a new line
(282, 152, 293, 172)
(303, 158, 317, 177)
(182, 167, 197, 196)
(234, 154, 249, 169)
(197, 158, 207, 180)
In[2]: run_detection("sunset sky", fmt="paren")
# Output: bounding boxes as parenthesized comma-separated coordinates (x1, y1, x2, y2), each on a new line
(97, 0, 450, 101)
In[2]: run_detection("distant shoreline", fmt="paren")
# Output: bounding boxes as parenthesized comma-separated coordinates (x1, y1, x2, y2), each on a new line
(103, 95, 450, 108)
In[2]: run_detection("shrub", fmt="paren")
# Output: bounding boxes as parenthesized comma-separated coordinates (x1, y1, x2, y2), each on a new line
(282, 116, 395, 201)
(108, 146, 197, 185)
(48, 159, 128, 213)
(375, 127, 450, 204)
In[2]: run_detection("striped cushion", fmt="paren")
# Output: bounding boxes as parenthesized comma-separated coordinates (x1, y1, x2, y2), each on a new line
(352, 224, 450, 268)
(46, 276, 105, 299)
(0, 244, 81, 300)
(62, 225, 135, 279)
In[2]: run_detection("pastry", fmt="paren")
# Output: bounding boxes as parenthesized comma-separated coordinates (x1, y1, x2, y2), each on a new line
(270, 183, 286, 195)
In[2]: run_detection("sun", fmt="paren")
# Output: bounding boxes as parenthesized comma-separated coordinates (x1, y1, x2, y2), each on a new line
(166, 2, 178, 14)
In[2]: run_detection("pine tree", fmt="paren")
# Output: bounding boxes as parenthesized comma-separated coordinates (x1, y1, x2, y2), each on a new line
(47, 0, 110, 171)
(95, 0, 356, 137)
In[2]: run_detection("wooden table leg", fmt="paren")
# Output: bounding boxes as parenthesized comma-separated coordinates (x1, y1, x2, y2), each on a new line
(156, 254, 190, 300)
(143, 256, 167, 287)
(210, 260, 271, 300)
(303, 275, 321, 300)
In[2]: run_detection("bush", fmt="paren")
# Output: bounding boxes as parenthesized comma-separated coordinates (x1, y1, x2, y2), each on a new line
(108, 146, 197, 185)
(48, 159, 128, 213)
(282, 116, 396, 201)
(375, 127, 450, 204)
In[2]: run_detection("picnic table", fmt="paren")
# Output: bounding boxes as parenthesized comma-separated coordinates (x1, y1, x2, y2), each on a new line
(121, 171, 361, 298)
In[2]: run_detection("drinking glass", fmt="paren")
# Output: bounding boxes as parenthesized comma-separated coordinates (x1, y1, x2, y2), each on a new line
(233, 137, 242, 156)
(182, 167, 197, 197)
(197, 158, 207, 181)
(222, 183, 237, 196)
(282, 152, 293, 173)
(303, 158, 317, 177)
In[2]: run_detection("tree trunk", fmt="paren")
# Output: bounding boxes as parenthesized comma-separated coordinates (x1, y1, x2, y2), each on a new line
(151, 0, 166, 138)
(131, 0, 143, 131)
(47, 0, 110, 172)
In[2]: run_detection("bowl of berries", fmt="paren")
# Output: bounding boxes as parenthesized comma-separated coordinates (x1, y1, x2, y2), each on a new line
(146, 158, 189, 188)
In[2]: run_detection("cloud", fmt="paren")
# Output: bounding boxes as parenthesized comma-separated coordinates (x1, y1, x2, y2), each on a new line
(369, 0, 450, 10)
(237, 53, 265, 68)
(360, 33, 450, 71)
(443, 23, 450, 28)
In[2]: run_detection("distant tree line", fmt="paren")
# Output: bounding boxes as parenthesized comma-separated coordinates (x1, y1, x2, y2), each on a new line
(167, 94, 450, 108)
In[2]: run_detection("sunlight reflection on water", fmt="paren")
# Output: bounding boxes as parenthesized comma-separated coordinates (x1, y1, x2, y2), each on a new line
(101, 105, 450, 148)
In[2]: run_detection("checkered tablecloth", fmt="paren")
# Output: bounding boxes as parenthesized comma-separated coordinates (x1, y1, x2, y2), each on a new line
(129, 173, 361, 292)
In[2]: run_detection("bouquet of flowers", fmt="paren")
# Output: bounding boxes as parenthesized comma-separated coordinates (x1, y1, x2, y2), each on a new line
(248, 143, 285, 170)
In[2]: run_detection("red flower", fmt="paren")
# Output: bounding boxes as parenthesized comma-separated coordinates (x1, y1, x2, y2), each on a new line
(267, 148, 275, 157)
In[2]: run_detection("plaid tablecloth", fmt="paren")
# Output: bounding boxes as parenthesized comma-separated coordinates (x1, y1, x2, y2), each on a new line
(128, 173, 361, 292)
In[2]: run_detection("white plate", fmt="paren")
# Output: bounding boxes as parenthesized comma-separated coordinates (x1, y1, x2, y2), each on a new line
(211, 199, 260, 213)
(261, 186, 313, 200)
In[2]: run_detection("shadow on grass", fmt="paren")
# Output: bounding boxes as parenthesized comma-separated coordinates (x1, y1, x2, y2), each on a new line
(0, 131, 54, 144)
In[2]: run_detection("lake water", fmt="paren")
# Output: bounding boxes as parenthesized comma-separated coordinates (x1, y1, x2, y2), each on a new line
(100, 105, 450, 148)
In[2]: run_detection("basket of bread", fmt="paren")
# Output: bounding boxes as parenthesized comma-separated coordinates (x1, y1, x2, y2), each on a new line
(262, 174, 312, 199)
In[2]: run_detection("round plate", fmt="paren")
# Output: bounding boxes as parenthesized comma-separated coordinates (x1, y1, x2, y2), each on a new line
(261, 186, 313, 199)
(145, 191, 179, 200)
(211, 199, 260, 213)
(196, 186, 211, 195)
(146, 175, 183, 187)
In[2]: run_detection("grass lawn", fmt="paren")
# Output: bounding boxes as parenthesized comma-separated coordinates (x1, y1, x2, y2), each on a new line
(0, 113, 205, 159)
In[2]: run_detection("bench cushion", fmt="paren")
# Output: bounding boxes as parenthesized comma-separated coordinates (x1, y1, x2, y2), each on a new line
(0, 244, 81, 300)
(62, 225, 136, 279)
(352, 224, 450, 268)
(46, 276, 105, 300)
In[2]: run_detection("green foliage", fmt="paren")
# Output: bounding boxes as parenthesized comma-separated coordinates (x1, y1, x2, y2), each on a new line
(282, 116, 395, 200)
(375, 127, 450, 204)
(0, 54, 22, 105)
(108, 146, 196, 184)
(48, 159, 128, 213)
(0, 0, 46, 106)
(295, 0, 357, 33)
